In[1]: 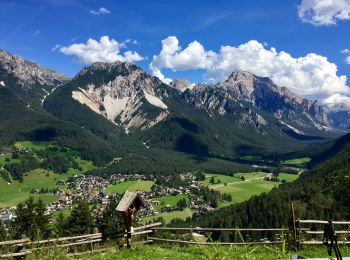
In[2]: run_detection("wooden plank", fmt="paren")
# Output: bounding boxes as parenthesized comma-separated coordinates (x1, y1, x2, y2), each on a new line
(133, 222, 162, 231)
(0, 238, 29, 246)
(298, 220, 350, 225)
(123, 230, 153, 237)
(151, 227, 285, 232)
(148, 237, 282, 245)
(303, 230, 350, 234)
(300, 241, 350, 245)
(0, 251, 30, 258)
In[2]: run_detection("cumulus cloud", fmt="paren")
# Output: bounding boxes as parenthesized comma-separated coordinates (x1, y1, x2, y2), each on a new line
(297, 0, 350, 26)
(60, 36, 144, 64)
(150, 36, 216, 83)
(90, 7, 111, 15)
(151, 36, 350, 104)
(324, 93, 350, 105)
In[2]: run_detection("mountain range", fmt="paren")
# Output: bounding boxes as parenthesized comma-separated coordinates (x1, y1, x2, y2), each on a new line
(0, 49, 348, 167)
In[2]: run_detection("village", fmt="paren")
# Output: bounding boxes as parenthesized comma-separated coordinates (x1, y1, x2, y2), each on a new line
(0, 172, 219, 223)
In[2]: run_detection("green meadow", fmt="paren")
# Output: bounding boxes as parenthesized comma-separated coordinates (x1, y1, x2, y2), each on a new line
(203, 171, 299, 206)
(107, 180, 154, 194)
(140, 208, 193, 224)
(151, 194, 189, 211)
(282, 157, 311, 167)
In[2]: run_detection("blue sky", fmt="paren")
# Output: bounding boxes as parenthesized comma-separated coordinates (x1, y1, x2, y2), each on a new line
(0, 0, 350, 104)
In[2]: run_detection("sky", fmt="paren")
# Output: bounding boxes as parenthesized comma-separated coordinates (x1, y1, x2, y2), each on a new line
(0, 0, 350, 105)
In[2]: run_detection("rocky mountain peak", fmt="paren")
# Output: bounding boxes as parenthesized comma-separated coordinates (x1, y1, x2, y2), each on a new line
(0, 49, 68, 90)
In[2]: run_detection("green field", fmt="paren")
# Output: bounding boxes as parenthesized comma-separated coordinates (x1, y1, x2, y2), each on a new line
(239, 155, 262, 161)
(151, 194, 189, 211)
(14, 141, 56, 150)
(202, 174, 241, 186)
(278, 173, 299, 182)
(235, 172, 268, 181)
(202, 172, 298, 206)
(213, 180, 278, 204)
(140, 208, 193, 224)
(282, 157, 311, 167)
(107, 180, 154, 194)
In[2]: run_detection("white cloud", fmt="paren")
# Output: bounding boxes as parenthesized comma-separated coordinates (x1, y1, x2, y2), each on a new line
(60, 36, 144, 64)
(297, 0, 350, 26)
(323, 93, 350, 105)
(151, 36, 350, 104)
(51, 44, 61, 52)
(341, 49, 350, 64)
(90, 7, 111, 15)
(150, 36, 216, 83)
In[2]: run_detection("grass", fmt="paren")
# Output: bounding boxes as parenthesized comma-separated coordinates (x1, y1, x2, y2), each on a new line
(77, 244, 350, 260)
(151, 194, 189, 211)
(202, 172, 299, 206)
(14, 141, 56, 150)
(107, 181, 154, 194)
(214, 180, 278, 204)
(282, 157, 311, 167)
(202, 174, 241, 186)
(240, 155, 262, 161)
(140, 208, 193, 224)
(278, 173, 299, 182)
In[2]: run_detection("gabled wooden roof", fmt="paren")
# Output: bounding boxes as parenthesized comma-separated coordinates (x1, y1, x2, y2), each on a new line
(116, 191, 145, 212)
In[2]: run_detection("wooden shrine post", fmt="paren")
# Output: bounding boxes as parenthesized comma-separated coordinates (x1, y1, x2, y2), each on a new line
(116, 191, 145, 248)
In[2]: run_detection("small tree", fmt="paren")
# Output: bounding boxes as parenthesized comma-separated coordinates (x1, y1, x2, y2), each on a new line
(210, 177, 215, 184)
(98, 197, 125, 241)
(65, 199, 94, 235)
(0, 221, 7, 241)
(54, 211, 67, 237)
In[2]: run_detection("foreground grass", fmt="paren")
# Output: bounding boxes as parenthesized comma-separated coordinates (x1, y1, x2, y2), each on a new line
(26, 244, 350, 260)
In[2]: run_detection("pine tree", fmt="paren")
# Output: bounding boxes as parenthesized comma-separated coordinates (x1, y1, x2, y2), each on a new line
(0, 221, 7, 241)
(54, 211, 67, 237)
(66, 199, 94, 235)
(98, 197, 125, 240)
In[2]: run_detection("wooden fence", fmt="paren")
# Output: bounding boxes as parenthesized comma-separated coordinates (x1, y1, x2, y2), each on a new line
(1, 220, 349, 258)
(293, 219, 350, 247)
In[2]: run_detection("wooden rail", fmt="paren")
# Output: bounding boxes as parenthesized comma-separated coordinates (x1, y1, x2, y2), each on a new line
(148, 237, 283, 246)
(151, 227, 285, 232)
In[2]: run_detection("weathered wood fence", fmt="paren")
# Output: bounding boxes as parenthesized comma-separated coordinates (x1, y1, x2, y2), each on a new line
(293, 219, 350, 247)
(1, 220, 349, 258)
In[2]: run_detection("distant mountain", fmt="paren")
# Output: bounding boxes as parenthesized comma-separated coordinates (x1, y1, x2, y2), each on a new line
(325, 103, 350, 130)
(44, 61, 338, 160)
(0, 49, 69, 106)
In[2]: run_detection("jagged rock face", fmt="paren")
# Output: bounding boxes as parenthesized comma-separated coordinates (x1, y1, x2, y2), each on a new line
(71, 62, 170, 132)
(0, 49, 68, 104)
(182, 70, 329, 130)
